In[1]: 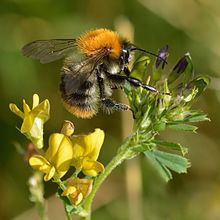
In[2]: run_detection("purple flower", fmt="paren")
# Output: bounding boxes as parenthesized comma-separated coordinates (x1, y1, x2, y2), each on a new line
(155, 45, 169, 69)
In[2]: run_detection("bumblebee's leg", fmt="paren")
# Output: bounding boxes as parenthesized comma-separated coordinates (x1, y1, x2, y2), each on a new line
(106, 71, 158, 93)
(126, 76, 158, 93)
(124, 66, 131, 76)
(97, 75, 130, 113)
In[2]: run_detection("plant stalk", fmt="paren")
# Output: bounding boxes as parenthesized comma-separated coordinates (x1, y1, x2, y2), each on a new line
(28, 172, 49, 220)
(82, 138, 132, 219)
(36, 200, 48, 220)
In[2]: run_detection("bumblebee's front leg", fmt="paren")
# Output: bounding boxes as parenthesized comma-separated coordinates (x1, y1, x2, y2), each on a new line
(97, 75, 130, 113)
(106, 70, 158, 93)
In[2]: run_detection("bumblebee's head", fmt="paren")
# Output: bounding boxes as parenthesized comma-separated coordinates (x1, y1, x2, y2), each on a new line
(120, 41, 168, 66)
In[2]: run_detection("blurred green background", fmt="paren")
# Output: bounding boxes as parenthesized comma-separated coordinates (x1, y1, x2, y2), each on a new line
(1, 0, 219, 219)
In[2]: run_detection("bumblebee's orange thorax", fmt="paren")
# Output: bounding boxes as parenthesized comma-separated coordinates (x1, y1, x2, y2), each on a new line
(76, 29, 122, 59)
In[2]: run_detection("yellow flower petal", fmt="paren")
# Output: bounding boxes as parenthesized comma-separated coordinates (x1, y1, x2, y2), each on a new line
(44, 166, 56, 181)
(62, 186, 77, 196)
(82, 159, 104, 176)
(23, 99, 31, 114)
(39, 164, 51, 172)
(9, 103, 24, 118)
(46, 133, 69, 161)
(74, 192, 83, 205)
(45, 133, 64, 160)
(71, 128, 104, 160)
(22, 117, 44, 149)
(71, 136, 86, 158)
(32, 94, 39, 109)
(29, 155, 50, 169)
(31, 99, 50, 122)
(45, 133, 73, 178)
(55, 143, 74, 177)
(29, 118, 43, 138)
(20, 115, 35, 134)
(83, 129, 104, 160)
(29, 155, 51, 175)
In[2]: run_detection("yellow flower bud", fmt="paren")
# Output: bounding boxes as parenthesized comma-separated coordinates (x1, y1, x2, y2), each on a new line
(61, 120, 75, 137)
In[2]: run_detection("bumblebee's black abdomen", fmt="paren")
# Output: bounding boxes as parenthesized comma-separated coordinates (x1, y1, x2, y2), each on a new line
(60, 74, 99, 118)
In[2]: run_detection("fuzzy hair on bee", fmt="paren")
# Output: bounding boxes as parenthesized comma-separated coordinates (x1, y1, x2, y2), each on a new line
(22, 28, 160, 119)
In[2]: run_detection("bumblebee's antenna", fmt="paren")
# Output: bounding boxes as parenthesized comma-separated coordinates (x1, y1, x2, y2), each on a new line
(131, 46, 168, 64)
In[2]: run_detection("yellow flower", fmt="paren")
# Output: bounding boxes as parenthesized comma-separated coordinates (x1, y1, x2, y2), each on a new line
(62, 178, 93, 205)
(29, 133, 73, 181)
(9, 94, 50, 149)
(71, 128, 105, 176)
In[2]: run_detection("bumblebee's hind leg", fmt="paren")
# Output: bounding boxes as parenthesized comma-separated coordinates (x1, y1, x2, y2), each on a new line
(97, 73, 130, 114)
(101, 98, 130, 114)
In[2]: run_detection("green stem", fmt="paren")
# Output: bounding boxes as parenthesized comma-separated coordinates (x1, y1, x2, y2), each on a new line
(28, 172, 48, 220)
(65, 208, 73, 220)
(53, 177, 66, 191)
(53, 178, 73, 220)
(36, 200, 48, 220)
(82, 138, 132, 219)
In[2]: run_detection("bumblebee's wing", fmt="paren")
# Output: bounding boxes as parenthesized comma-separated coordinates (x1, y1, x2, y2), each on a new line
(22, 39, 76, 63)
(61, 49, 108, 94)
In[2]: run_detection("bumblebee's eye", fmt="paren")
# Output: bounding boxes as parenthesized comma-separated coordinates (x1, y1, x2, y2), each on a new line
(122, 49, 130, 64)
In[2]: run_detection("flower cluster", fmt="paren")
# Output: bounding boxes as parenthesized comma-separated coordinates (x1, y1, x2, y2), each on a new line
(10, 96, 105, 208)
(124, 47, 210, 181)
(28, 127, 104, 182)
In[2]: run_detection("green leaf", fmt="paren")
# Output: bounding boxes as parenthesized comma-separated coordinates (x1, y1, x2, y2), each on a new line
(130, 55, 150, 81)
(145, 150, 173, 182)
(56, 188, 75, 213)
(153, 121, 166, 131)
(133, 143, 156, 153)
(153, 140, 188, 155)
(152, 69, 162, 82)
(184, 113, 210, 122)
(167, 123, 198, 132)
(144, 150, 190, 182)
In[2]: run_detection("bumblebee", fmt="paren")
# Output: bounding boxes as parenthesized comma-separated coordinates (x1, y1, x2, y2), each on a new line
(22, 28, 160, 118)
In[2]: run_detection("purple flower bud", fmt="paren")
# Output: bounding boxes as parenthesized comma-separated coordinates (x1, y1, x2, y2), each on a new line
(155, 45, 169, 69)
(173, 53, 189, 74)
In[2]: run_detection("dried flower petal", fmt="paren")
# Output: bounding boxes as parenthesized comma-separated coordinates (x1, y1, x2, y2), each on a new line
(62, 178, 93, 205)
